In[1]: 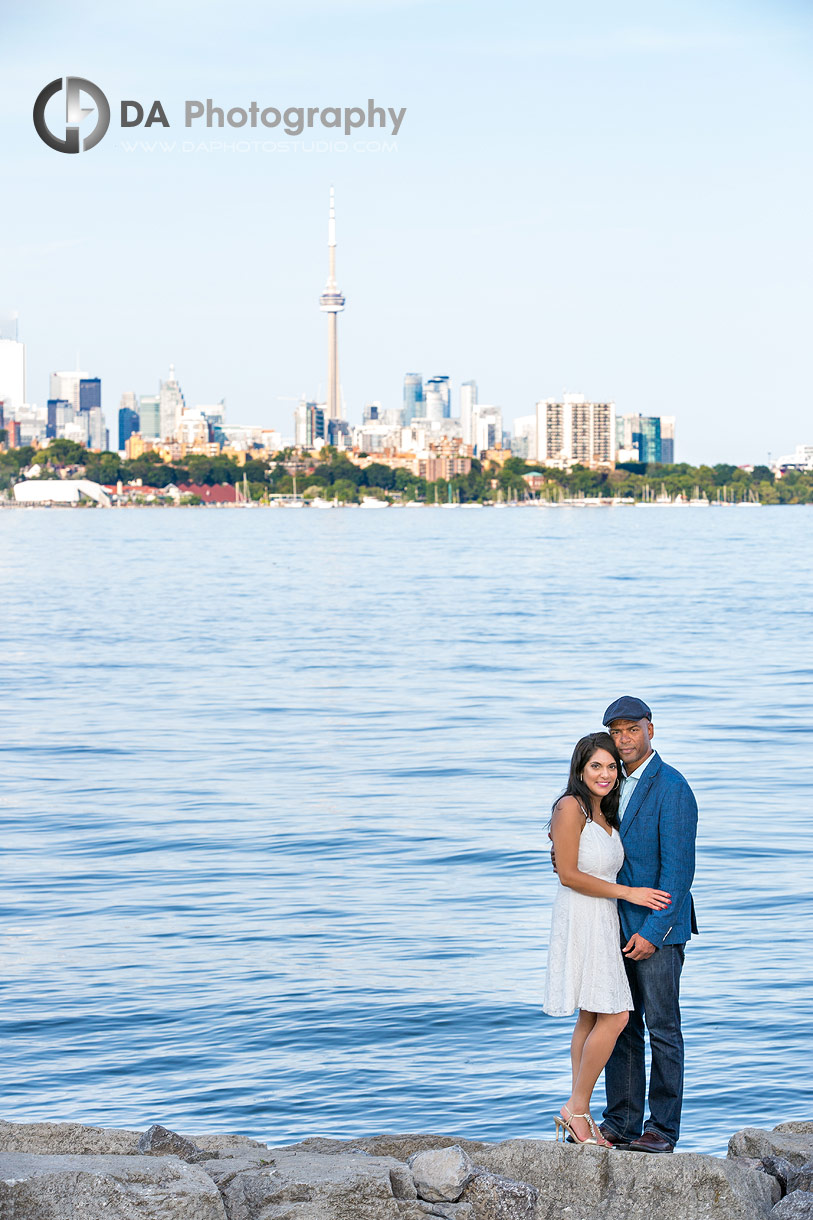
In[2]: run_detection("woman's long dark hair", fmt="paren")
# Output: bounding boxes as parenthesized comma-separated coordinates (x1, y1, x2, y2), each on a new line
(551, 731, 623, 829)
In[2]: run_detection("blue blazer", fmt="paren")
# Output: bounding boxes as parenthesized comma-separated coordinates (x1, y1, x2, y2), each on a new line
(616, 752, 698, 948)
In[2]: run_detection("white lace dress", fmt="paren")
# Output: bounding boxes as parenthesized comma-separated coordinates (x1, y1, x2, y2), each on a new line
(543, 818, 634, 1016)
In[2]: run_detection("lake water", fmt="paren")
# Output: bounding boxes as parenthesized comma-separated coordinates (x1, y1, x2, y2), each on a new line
(1, 505, 811, 1156)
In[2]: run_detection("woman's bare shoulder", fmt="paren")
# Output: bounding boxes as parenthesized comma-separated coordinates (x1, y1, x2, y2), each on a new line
(551, 794, 586, 820)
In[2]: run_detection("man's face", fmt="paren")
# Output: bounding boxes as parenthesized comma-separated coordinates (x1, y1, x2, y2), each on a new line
(608, 717, 654, 772)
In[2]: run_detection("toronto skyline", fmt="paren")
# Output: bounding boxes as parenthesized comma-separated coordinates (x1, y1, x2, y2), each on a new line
(3, 0, 813, 465)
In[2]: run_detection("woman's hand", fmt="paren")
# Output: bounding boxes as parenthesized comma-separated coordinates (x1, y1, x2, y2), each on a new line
(626, 887, 671, 910)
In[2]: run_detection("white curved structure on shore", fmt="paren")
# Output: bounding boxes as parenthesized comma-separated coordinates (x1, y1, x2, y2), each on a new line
(13, 479, 112, 507)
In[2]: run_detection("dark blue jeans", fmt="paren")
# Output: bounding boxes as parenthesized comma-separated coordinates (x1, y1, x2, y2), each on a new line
(603, 943, 685, 1146)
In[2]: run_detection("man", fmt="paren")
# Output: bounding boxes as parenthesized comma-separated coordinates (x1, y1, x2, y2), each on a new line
(599, 695, 698, 1154)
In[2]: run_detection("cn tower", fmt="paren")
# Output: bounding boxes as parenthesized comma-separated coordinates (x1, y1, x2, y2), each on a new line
(319, 186, 346, 421)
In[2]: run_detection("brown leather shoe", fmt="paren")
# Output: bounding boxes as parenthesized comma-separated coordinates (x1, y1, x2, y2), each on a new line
(628, 1130, 674, 1154)
(598, 1124, 633, 1147)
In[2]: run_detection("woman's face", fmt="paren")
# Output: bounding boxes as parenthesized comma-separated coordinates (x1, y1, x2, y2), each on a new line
(581, 748, 618, 800)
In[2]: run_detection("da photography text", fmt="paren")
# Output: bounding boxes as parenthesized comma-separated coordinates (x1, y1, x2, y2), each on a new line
(33, 78, 407, 154)
(128, 98, 407, 137)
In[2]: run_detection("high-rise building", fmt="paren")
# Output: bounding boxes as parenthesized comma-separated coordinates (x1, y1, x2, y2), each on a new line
(424, 386, 445, 422)
(471, 404, 503, 455)
(79, 377, 101, 413)
(50, 369, 89, 412)
(199, 402, 226, 445)
(139, 394, 161, 439)
(177, 407, 212, 447)
(87, 406, 107, 451)
(119, 393, 140, 449)
(403, 373, 424, 423)
(536, 394, 615, 468)
(46, 398, 69, 439)
(425, 375, 451, 419)
(326, 418, 351, 448)
(511, 414, 536, 458)
(15, 404, 49, 445)
(159, 364, 186, 439)
(319, 187, 345, 421)
(460, 380, 477, 445)
(615, 413, 673, 464)
(294, 399, 325, 448)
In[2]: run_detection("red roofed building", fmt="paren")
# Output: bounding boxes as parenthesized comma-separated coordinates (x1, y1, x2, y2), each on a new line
(178, 483, 238, 504)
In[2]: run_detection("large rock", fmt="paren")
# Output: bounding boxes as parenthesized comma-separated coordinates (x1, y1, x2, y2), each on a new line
(729, 1127, 813, 1169)
(274, 1136, 774, 1220)
(219, 1146, 419, 1220)
(793, 1164, 813, 1193)
(0, 1120, 139, 1155)
(0, 1151, 226, 1219)
(0, 1119, 266, 1159)
(772, 1192, 813, 1219)
(297, 1134, 481, 1161)
(0, 1123, 787, 1220)
(472, 1139, 774, 1220)
(759, 1155, 796, 1195)
(461, 1169, 538, 1219)
(195, 1153, 275, 1187)
(138, 1122, 203, 1161)
(409, 1146, 476, 1202)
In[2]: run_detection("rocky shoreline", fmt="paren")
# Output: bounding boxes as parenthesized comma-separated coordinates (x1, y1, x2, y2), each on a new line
(0, 1118, 811, 1219)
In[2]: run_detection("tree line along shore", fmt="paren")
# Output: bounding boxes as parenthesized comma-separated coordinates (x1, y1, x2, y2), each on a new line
(1, 439, 812, 505)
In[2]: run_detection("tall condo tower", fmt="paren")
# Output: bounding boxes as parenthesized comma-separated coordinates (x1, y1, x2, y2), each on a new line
(319, 186, 346, 421)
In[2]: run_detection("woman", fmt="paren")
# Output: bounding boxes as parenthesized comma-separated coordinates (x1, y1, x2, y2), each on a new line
(543, 732, 671, 1146)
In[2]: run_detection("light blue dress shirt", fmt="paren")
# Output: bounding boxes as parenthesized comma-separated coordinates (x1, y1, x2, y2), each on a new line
(619, 750, 657, 820)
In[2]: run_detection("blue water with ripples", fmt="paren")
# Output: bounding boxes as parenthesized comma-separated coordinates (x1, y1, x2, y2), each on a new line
(1, 506, 811, 1155)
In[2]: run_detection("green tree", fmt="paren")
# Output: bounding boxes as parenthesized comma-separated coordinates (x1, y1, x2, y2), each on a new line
(41, 438, 87, 467)
(363, 462, 396, 491)
(243, 458, 268, 484)
(332, 478, 359, 503)
(83, 451, 122, 484)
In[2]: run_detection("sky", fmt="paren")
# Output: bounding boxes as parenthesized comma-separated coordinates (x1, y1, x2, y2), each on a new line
(2, 0, 812, 464)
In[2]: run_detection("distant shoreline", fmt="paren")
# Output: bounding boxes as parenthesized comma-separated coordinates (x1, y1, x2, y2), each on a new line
(2, 498, 809, 511)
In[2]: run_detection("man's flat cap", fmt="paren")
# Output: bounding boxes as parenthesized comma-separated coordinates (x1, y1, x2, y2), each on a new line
(603, 696, 652, 726)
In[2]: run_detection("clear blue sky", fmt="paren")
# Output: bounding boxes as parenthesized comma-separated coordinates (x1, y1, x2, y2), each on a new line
(3, 0, 812, 463)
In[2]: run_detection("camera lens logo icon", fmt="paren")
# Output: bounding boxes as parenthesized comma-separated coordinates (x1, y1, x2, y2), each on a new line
(33, 77, 110, 153)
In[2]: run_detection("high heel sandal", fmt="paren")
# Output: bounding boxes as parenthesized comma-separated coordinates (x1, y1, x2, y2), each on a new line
(554, 1105, 599, 1145)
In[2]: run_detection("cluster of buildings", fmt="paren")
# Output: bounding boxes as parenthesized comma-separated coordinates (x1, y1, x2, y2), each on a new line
(7, 191, 808, 482)
(289, 193, 679, 471)
(316, 383, 674, 471)
(0, 302, 681, 475)
(117, 366, 282, 462)
(0, 311, 284, 463)
(0, 316, 110, 451)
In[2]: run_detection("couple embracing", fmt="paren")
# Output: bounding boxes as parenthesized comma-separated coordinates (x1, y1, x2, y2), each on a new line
(543, 696, 698, 1153)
